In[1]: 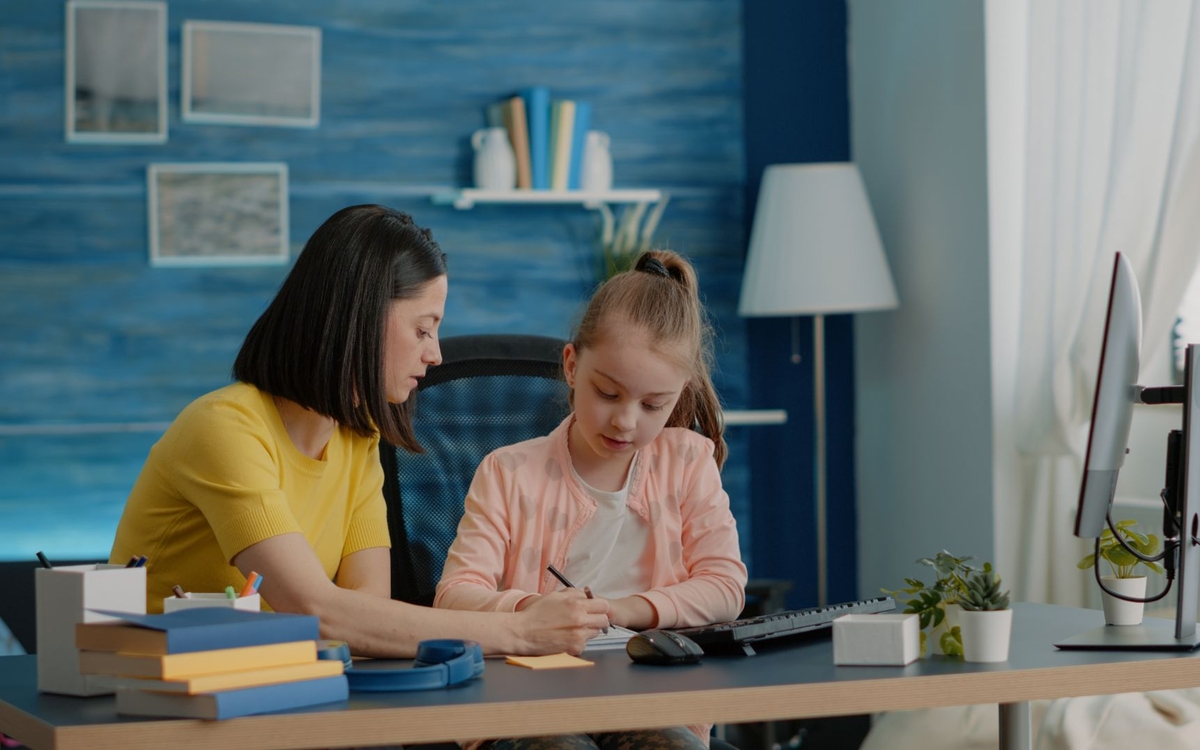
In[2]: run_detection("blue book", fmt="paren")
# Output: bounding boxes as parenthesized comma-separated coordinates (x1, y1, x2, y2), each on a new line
(568, 101, 592, 190)
(115, 674, 349, 719)
(80, 607, 320, 655)
(521, 86, 551, 190)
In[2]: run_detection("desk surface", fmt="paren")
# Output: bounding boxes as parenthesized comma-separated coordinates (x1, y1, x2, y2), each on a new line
(5, 603, 1200, 750)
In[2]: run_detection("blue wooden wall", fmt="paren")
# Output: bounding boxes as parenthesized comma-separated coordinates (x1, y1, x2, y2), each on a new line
(0, 1, 749, 563)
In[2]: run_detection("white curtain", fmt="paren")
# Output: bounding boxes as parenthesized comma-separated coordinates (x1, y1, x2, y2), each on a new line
(1013, 0, 1200, 605)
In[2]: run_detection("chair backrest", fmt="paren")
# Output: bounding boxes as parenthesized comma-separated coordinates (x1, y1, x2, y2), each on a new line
(381, 334, 571, 606)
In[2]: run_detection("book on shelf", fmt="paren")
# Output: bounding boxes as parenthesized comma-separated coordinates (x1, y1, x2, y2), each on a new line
(568, 101, 592, 190)
(95, 658, 344, 695)
(115, 674, 349, 720)
(77, 606, 319, 655)
(550, 99, 576, 191)
(79, 640, 317, 680)
(504, 95, 532, 189)
(521, 86, 551, 190)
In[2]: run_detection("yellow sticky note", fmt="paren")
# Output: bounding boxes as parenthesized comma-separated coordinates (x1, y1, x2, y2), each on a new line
(505, 653, 594, 669)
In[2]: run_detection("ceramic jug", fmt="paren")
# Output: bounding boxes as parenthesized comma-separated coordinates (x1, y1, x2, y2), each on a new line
(580, 131, 613, 191)
(471, 127, 516, 191)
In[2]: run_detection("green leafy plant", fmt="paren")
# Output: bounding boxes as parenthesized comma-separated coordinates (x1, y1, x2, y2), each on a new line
(882, 550, 982, 657)
(1076, 519, 1164, 579)
(958, 568, 1011, 611)
(595, 197, 670, 281)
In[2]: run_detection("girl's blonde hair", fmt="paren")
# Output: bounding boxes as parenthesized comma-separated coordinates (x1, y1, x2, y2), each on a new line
(572, 250, 726, 467)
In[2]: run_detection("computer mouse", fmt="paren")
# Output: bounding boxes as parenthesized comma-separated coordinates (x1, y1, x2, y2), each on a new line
(626, 629, 704, 665)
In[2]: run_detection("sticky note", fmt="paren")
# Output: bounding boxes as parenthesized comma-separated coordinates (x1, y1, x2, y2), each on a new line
(505, 653, 594, 669)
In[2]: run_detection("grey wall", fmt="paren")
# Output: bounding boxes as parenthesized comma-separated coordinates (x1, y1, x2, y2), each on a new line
(848, 0, 995, 594)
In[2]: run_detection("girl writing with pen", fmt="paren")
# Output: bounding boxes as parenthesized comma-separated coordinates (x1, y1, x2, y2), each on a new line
(435, 250, 748, 750)
(109, 205, 608, 658)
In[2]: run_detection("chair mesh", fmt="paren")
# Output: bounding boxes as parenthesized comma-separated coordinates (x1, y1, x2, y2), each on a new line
(384, 338, 569, 606)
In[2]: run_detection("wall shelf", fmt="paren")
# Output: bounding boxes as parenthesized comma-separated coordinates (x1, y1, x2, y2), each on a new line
(722, 409, 787, 427)
(431, 188, 664, 210)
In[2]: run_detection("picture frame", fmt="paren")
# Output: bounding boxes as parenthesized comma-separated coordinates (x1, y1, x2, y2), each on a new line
(182, 21, 322, 127)
(148, 163, 290, 267)
(65, 0, 167, 144)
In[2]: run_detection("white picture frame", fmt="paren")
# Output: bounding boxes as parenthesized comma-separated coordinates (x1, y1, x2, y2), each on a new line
(65, 0, 167, 144)
(148, 163, 290, 267)
(182, 21, 321, 128)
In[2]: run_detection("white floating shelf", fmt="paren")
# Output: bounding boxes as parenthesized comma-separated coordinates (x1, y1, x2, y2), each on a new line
(722, 409, 788, 427)
(432, 188, 664, 210)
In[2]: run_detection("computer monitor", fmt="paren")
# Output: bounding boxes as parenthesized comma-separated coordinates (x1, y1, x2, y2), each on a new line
(1057, 252, 1200, 650)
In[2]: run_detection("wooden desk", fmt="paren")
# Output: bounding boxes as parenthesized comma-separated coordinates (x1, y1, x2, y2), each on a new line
(4, 603, 1200, 750)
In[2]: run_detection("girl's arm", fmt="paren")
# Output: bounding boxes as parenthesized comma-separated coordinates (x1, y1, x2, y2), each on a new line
(234, 532, 608, 657)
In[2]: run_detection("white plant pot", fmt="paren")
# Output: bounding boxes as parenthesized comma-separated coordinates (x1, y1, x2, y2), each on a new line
(1100, 576, 1146, 626)
(959, 608, 1013, 663)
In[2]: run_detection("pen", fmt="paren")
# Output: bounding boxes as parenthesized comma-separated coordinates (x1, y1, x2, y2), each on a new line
(172, 585, 186, 599)
(252, 574, 263, 592)
(239, 571, 260, 598)
(36, 551, 53, 569)
(546, 564, 608, 634)
(225, 585, 237, 601)
(135, 555, 147, 568)
(125, 555, 139, 568)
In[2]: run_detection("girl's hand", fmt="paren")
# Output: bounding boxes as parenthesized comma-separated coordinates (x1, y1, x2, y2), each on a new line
(510, 589, 609, 655)
(605, 595, 658, 631)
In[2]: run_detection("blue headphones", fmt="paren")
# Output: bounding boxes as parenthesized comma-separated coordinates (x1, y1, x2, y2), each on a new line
(334, 639, 485, 692)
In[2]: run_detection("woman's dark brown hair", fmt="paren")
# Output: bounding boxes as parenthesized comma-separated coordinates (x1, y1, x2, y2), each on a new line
(572, 250, 726, 467)
(233, 204, 446, 451)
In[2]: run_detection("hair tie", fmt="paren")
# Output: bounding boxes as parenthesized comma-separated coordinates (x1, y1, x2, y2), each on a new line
(637, 256, 670, 278)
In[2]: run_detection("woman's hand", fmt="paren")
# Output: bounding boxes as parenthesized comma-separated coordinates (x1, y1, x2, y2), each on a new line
(509, 589, 610, 655)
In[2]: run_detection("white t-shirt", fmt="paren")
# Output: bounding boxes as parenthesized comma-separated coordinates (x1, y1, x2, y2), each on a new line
(562, 455, 653, 599)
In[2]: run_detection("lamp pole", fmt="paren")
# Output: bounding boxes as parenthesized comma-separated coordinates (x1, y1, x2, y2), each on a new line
(814, 314, 827, 607)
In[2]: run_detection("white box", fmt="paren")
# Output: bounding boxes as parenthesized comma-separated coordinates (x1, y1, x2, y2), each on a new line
(163, 592, 260, 613)
(35, 564, 146, 695)
(832, 612, 919, 666)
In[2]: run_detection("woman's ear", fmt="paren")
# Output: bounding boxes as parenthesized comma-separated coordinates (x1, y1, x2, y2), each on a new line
(563, 343, 577, 388)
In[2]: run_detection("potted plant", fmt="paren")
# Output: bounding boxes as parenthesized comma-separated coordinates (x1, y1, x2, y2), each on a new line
(957, 567, 1013, 663)
(882, 550, 979, 657)
(1076, 519, 1163, 626)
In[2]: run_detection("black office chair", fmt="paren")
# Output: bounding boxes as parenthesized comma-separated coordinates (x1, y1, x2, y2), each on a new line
(380, 333, 571, 607)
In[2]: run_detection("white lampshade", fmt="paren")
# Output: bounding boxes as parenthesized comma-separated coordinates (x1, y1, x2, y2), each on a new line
(739, 163, 898, 317)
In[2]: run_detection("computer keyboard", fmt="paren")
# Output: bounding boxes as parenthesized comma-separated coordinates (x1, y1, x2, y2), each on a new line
(670, 596, 897, 656)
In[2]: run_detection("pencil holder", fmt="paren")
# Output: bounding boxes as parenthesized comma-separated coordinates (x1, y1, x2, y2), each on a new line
(162, 593, 261, 613)
(35, 563, 146, 695)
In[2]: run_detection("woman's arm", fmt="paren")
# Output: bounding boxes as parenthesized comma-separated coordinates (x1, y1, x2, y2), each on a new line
(233, 533, 608, 657)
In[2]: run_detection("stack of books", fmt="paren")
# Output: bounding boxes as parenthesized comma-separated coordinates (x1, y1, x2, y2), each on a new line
(487, 86, 592, 191)
(75, 607, 347, 719)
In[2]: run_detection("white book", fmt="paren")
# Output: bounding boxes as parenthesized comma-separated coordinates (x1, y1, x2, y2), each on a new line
(582, 625, 638, 652)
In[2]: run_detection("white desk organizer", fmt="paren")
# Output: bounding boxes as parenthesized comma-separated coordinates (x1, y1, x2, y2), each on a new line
(832, 612, 919, 666)
(35, 564, 146, 695)
(163, 592, 260, 613)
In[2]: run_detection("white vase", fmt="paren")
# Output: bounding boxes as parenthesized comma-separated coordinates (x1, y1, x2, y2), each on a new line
(580, 130, 613, 191)
(1100, 576, 1146, 626)
(471, 127, 516, 191)
(959, 608, 1013, 663)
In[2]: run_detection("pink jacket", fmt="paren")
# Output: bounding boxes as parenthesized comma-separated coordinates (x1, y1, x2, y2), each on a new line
(435, 415, 747, 628)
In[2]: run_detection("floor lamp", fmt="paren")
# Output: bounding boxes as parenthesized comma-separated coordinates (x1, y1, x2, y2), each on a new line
(738, 163, 898, 606)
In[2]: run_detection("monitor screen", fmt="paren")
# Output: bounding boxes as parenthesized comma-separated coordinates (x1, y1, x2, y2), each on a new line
(1075, 252, 1142, 539)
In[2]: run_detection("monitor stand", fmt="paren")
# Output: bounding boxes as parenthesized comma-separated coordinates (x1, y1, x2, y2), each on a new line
(1056, 622, 1200, 651)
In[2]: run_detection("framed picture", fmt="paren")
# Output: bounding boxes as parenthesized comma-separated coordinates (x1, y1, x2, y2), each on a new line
(65, 0, 167, 143)
(148, 163, 289, 267)
(182, 21, 321, 127)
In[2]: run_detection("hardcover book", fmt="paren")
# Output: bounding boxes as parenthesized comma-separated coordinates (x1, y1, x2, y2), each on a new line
(115, 674, 349, 720)
(78, 607, 319, 655)
(78, 640, 317, 680)
(95, 658, 343, 695)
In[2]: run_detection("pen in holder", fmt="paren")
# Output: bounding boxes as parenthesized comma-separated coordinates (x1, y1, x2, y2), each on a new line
(35, 563, 146, 696)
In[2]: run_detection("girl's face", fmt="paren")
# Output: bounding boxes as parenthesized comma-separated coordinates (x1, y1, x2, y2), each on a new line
(383, 274, 447, 404)
(563, 326, 690, 478)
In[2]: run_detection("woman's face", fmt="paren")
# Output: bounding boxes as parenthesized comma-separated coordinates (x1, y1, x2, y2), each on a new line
(383, 274, 447, 403)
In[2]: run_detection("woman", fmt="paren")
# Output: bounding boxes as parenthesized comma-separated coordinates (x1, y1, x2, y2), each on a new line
(110, 204, 609, 658)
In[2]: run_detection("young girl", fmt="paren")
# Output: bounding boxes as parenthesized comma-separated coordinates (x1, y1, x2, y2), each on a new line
(436, 250, 748, 750)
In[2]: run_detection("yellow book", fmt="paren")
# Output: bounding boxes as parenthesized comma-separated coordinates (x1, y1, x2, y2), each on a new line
(551, 100, 576, 191)
(95, 658, 343, 695)
(78, 640, 317, 680)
